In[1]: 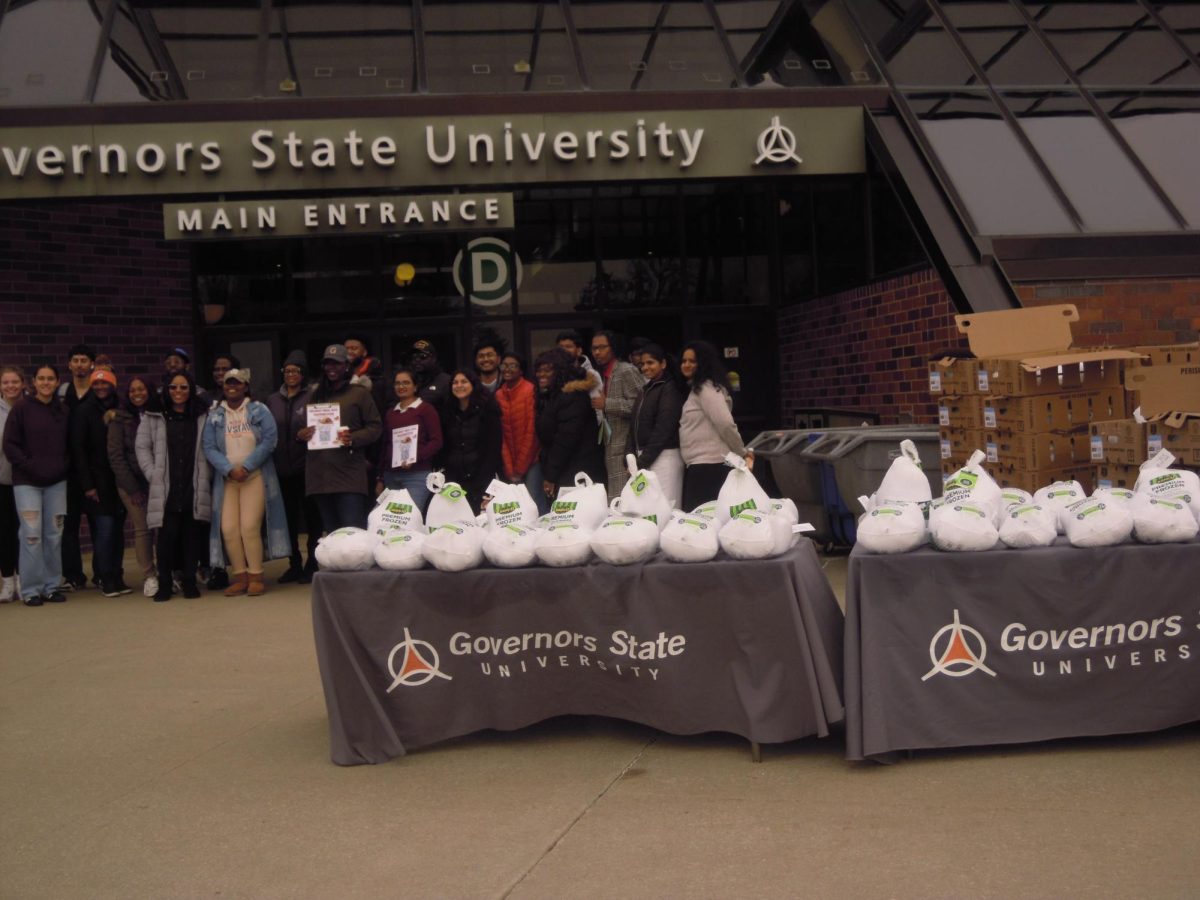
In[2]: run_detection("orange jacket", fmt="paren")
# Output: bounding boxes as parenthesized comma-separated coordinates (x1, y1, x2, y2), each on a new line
(495, 377, 539, 481)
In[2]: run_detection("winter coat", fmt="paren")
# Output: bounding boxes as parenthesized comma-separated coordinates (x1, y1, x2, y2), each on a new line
(304, 381, 382, 496)
(71, 392, 123, 515)
(136, 411, 212, 530)
(495, 377, 539, 481)
(107, 408, 150, 498)
(601, 360, 646, 496)
(417, 369, 452, 412)
(350, 356, 389, 427)
(2, 395, 70, 487)
(380, 399, 443, 473)
(202, 400, 290, 565)
(628, 376, 685, 469)
(535, 379, 604, 488)
(265, 384, 315, 479)
(439, 399, 502, 508)
(0, 397, 16, 485)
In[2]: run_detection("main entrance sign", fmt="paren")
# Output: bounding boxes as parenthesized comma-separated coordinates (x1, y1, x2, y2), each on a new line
(0, 108, 864, 200)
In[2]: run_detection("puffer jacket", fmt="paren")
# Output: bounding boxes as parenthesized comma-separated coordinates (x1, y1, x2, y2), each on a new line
(70, 392, 123, 515)
(496, 377, 538, 481)
(628, 375, 684, 469)
(135, 411, 212, 529)
(439, 399, 502, 507)
(265, 383, 314, 479)
(107, 407, 150, 498)
(535, 379, 604, 487)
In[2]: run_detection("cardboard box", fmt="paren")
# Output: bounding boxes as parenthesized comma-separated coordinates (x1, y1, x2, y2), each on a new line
(1093, 463, 1141, 491)
(983, 389, 1126, 434)
(1089, 420, 1147, 466)
(1147, 419, 1200, 466)
(986, 463, 1093, 495)
(937, 396, 982, 430)
(928, 358, 976, 396)
(1124, 342, 1199, 426)
(938, 428, 985, 464)
(983, 430, 1090, 471)
(955, 305, 1142, 397)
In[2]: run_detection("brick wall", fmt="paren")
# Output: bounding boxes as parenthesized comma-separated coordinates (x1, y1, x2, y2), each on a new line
(1015, 278, 1200, 347)
(0, 199, 193, 376)
(778, 268, 966, 426)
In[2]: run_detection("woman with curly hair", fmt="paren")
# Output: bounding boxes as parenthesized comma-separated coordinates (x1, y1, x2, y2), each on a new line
(678, 340, 754, 511)
(533, 348, 603, 501)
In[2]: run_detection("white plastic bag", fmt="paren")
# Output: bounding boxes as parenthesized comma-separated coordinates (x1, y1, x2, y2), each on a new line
(929, 499, 1000, 552)
(367, 488, 425, 536)
(534, 522, 595, 567)
(1130, 494, 1199, 544)
(941, 451, 1004, 524)
(716, 452, 771, 525)
(549, 472, 609, 530)
(998, 504, 1058, 549)
(424, 472, 477, 531)
(691, 501, 719, 519)
(769, 498, 800, 526)
(718, 511, 776, 560)
(482, 524, 540, 568)
(1063, 496, 1133, 548)
(867, 439, 931, 511)
(1033, 480, 1087, 534)
(590, 515, 659, 565)
(374, 530, 427, 570)
(856, 499, 927, 554)
(660, 511, 720, 563)
(421, 522, 485, 572)
(1134, 449, 1200, 520)
(998, 488, 1034, 511)
(1093, 487, 1136, 505)
(615, 455, 673, 531)
(314, 527, 378, 571)
(483, 478, 539, 530)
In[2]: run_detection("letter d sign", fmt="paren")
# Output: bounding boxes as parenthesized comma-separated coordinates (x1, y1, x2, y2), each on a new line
(453, 237, 523, 307)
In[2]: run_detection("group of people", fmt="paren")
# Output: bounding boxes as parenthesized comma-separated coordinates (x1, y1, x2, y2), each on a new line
(0, 332, 750, 606)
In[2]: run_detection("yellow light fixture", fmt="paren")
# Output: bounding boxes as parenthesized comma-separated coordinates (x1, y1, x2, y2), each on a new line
(394, 263, 416, 286)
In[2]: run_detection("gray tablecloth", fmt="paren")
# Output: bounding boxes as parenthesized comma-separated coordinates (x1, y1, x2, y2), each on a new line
(845, 538, 1200, 761)
(312, 543, 845, 765)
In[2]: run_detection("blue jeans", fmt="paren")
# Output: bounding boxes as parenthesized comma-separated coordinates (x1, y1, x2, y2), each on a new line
(91, 510, 128, 581)
(313, 492, 370, 532)
(13, 481, 67, 599)
(381, 469, 433, 516)
(521, 462, 551, 516)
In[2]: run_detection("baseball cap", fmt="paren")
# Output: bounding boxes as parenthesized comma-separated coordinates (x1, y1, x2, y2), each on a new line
(164, 347, 190, 363)
(412, 339, 435, 356)
(323, 344, 349, 363)
(89, 369, 117, 387)
(223, 368, 251, 384)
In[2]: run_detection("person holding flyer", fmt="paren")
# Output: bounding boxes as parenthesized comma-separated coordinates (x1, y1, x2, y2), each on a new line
(296, 345, 381, 531)
(377, 368, 442, 515)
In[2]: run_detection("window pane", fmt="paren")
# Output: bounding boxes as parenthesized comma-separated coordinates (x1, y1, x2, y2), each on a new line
(194, 241, 291, 326)
(1036, 1, 1191, 86)
(0, 0, 108, 105)
(292, 238, 380, 321)
(1003, 89, 1178, 231)
(511, 188, 595, 316)
(886, 18, 977, 86)
(1157, 5, 1200, 57)
(777, 183, 814, 303)
(380, 234, 467, 319)
(1098, 90, 1200, 228)
(595, 185, 683, 308)
(941, 2, 1071, 85)
(906, 90, 1077, 234)
(683, 184, 770, 307)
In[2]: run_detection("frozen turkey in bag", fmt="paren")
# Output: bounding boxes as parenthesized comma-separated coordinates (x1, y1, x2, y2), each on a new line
(589, 515, 659, 566)
(998, 488, 1034, 511)
(718, 511, 777, 560)
(483, 479, 539, 530)
(424, 472, 478, 531)
(548, 472, 609, 531)
(1134, 450, 1200, 520)
(534, 522, 595, 567)
(941, 451, 1003, 523)
(482, 523, 540, 568)
(1033, 480, 1087, 534)
(660, 511, 720, 563)
(856, 499, 927, 554)
(929, 499, 999, 552)
(715, 452, 771, 525)
(314, 527, 378, 571)
(1063, 496, 1132, 548)
(374, 530, 427, 571)
(769, 497, 800, 526)
(367, 488, 424, 535)
(865, 439, 931, 511)
(998, 504, 1058, 549)
(614, 455, 673, 531)
(1130, 494, 1199, 544)
(421, 523, 485, 572)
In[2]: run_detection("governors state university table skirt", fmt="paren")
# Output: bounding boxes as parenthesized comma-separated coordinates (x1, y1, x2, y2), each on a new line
(312, 543, 845, 765)
(844, 538, 1200, 761)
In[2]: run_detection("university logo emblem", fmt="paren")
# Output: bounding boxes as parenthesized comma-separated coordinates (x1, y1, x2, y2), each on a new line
(754, 116, 802, 166)
(386, 627, 453, 691)
(452, 236, 523, 307)
(921, 609, 997, 681)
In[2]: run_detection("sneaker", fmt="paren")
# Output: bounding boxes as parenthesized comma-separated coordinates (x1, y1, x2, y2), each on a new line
(0, 576, 14, 603)
(181, 582, 201, 600)
(206, 568, 229, 591)
(44, 591, 67, 603)
(113, 576, 133, 596)
(66, 574, 88, 591)
(143, 576, 159, 598)
(100, 580, 122, 598)
(23, 594, 45, 607)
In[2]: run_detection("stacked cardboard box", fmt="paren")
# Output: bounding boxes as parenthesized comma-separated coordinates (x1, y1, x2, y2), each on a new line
(931, 305, 1141, 494)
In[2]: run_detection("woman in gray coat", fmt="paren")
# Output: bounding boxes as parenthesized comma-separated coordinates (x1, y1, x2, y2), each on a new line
(136, 371, 212, 601)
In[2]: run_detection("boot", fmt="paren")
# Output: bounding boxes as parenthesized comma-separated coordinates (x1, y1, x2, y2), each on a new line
(223, 572, 249, 596)
(298, 557, 318, 585)
(278, 556, 303, 583)
(181, 580, 202, 599)
(247, 573, 266, 597)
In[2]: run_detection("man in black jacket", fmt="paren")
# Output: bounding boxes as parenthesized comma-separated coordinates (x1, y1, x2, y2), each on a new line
(59, 343, 96, 591)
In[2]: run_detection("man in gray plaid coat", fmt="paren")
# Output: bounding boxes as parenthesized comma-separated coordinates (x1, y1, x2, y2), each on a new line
(589, 331, 646, 501)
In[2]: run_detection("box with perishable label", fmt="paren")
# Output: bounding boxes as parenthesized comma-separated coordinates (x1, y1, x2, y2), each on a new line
(938, 428, 985, 465)
(986, 463, 1094, 494)
(1093, 463, 1141, 491)
(983, 389, 1126, 434)
(984, 430, 1090, 471)
(928, 358, 976, 396)
(937, 396, 982, 430)
(1089, 420, 1147, 466)
(1147, 419, 1200, 465)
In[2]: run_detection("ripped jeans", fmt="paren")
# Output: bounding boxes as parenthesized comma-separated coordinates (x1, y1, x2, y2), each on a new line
(13, 481, 67, 600)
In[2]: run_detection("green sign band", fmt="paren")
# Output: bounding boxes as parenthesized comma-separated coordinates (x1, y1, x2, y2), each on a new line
(163, 192, 514, 240)
(2, 108, 864, 200)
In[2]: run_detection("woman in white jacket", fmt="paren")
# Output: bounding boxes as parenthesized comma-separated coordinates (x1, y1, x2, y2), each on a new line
(678, 340, 754, 511)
